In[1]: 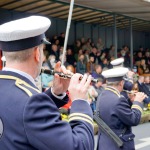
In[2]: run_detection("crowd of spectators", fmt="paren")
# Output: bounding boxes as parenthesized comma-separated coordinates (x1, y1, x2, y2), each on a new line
(40, 32, 150, 113)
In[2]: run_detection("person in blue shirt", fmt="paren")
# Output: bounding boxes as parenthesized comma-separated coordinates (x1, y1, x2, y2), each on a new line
(76, 54, 86, 75)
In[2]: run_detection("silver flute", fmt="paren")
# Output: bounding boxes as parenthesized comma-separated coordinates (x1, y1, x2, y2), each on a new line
(41, 68, 98, 83)
(123, 90, 136, 95)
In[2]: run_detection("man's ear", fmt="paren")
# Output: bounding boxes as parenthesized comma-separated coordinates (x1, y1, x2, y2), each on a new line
(34, 46, 40, 62)
(120, 80, 124, 87)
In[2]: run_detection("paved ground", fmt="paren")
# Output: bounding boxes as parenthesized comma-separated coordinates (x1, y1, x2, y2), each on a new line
(133, 122, 150, 150)
(94, 122, 150, 150)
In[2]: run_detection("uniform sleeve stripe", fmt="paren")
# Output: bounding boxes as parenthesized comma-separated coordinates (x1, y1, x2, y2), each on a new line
(69, 113, 93, 122)
(69, 117, 93, 127)
(131, 105, 143, 113)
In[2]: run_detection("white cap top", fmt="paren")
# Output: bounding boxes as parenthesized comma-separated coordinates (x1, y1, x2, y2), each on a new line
(111, 58, 124, 66)
(0, 16, 51, 51)
(102, 67, 128, 82)
(0, 16, 51, 41)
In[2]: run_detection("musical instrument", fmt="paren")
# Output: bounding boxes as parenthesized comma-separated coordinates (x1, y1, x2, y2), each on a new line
(41, 68, 98, 83)
(122, 90, 136, 95)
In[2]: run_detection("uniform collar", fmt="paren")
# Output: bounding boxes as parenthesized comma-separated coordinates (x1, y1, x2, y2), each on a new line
(2, 67, 35, 85)
(105, 86, 120, 97)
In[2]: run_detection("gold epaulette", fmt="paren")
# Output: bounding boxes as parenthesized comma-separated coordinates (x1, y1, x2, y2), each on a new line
(0, 75, 40, 97)
(69, 113, 93, 127)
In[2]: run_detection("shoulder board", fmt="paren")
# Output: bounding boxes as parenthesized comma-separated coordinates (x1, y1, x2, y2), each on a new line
(105, 87, 121, 97)
(0, 75, 40, 97)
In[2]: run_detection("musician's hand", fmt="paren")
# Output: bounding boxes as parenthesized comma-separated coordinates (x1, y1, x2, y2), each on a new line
(52, 61, 73, 95)
(128, 90, 137, 103)
(134, 92, 147, 103)
(68, 73, 92, 101)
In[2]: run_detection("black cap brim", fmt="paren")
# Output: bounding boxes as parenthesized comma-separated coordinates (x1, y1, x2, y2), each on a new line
(42, 38, 51, 45)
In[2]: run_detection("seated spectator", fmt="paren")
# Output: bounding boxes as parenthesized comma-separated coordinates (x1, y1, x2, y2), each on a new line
(119, 45, 130, 67)
(51, 35, 58, 44)
(96, 38, 104, 51)
(87, 38, 92, 46)
(108, 45, 115, 58)
(132, 82, 139, 93)
(42, 50, 49, 65)
(119, 46, 126, 58)
(91, 64, 103, 79)
(75, 49, 83, 61)
(86, 56, 95, 74)
(54, 39, 60, 50)
(101, 57, 109, 69)
(50, 44, 59, 61)
(137, 76, 150, 103)
(82, 39, 92, 53)
(144, 51, 150, 66)
(124, 52, 130, 68)
(41, 66, 53, 91)
(144, 76, 150, 91)
(74, 40, 81, 54)
(41, 53, 55, 90)
(44, 55, 56, 70)
(76, 54, 86, 75)
(100, 52, 106, 62)
(58, 32, 65, 46)
(135, 51, 143, 62)
(91, 42, 96, 48)
(138, 59, 149, 75)
(89, 47, 98, 64)
(83, 49, 90, 64)
(96, 50, 102, 65)
(66, 48, 76, 67)
(81, 37, 85, 47)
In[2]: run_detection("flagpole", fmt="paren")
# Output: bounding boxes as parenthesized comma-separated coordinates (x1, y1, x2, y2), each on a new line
(61, 0, 74, 65)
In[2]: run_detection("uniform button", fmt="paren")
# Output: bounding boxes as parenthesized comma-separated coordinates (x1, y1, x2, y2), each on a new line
(129, 137, 131, 140)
